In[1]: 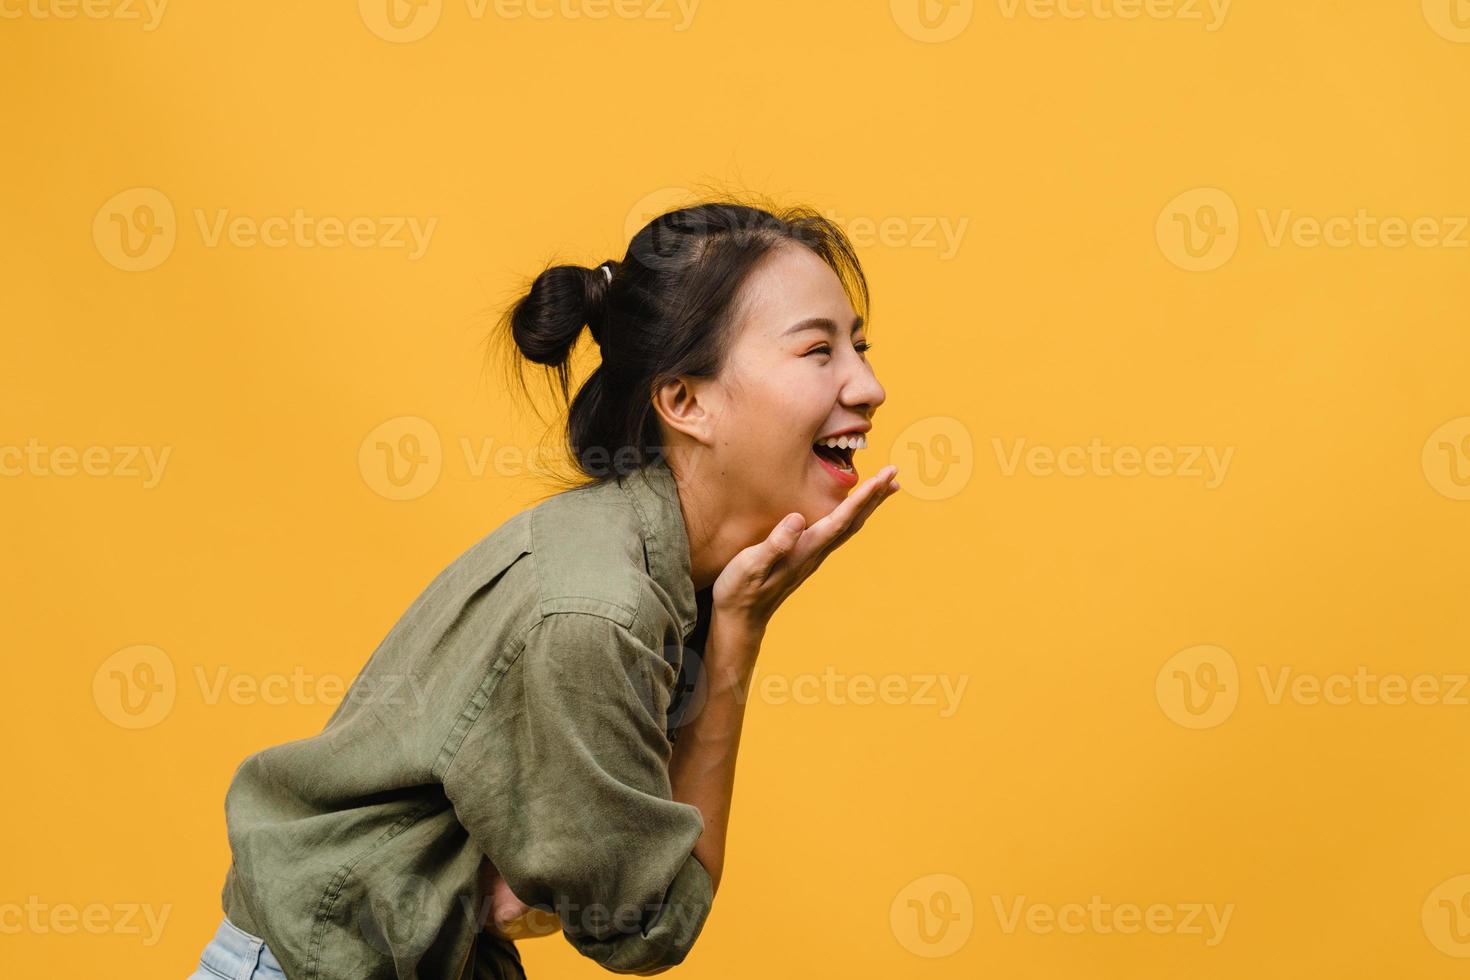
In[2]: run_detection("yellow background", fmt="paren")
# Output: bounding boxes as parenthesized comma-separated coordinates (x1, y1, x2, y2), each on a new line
(3, 0, 1470, 976)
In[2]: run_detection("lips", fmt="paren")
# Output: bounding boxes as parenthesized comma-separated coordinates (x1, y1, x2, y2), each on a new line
(811, 442, 859, 488)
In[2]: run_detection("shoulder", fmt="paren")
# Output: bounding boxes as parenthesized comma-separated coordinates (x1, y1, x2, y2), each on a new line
(526, 477, 659, 634)
(434, 474, 681, 661)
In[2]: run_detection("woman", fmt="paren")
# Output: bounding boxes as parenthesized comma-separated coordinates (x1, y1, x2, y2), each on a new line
(188, 200, 898, 979)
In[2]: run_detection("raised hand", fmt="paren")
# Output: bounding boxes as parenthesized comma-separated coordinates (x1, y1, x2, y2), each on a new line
(711, 465, 899, 628)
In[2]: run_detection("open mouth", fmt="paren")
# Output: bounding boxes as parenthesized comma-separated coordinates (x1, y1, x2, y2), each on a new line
(811, 439, 859, 473)
(812, 443, 853, 471)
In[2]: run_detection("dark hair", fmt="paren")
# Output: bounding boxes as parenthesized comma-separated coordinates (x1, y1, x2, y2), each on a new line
(488, 194, 870, 492)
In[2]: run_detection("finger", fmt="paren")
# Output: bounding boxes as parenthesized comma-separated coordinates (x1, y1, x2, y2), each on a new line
(828, 464, 901, 547)
(799, 467, 895, 554)
(817, 470, 892, 549)
(825, 477, 895, 552)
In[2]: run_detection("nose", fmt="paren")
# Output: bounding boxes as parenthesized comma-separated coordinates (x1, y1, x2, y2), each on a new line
(842, 355, 886, 418)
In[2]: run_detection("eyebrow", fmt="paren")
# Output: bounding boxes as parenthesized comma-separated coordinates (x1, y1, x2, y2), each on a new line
(781, 315, 865, 338)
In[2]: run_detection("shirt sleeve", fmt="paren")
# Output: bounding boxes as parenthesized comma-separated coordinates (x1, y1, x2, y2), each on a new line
(443, 610, 714, 975)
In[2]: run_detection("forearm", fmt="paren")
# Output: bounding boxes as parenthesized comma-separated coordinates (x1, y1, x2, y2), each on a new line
(667, 611, 763, 897)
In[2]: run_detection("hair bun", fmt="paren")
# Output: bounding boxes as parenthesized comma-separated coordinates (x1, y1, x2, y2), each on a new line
(506, 262, 614, 367)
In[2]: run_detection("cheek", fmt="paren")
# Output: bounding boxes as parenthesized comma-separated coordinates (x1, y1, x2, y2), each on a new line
(761, 420, 815, 460)
(717, 373, 827, 463)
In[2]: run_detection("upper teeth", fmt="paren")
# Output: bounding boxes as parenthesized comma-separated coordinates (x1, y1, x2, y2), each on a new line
(816, 434, 866, 450)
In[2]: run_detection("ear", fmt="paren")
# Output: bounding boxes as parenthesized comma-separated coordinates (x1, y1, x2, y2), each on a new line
(651, 376, 715, 447)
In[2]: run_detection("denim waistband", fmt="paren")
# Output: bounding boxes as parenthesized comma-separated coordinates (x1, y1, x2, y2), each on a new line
(198, 917, 287, 979)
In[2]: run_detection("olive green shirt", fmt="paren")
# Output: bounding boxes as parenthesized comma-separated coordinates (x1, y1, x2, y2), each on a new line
(219, 456, 715, 978)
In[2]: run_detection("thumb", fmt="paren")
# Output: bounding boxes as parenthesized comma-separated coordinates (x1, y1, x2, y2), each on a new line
(772, 512, 805, 548)
(748, 513, 805, 580)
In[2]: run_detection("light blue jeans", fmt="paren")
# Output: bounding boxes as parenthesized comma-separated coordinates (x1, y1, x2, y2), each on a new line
(187, 917, 288, 979)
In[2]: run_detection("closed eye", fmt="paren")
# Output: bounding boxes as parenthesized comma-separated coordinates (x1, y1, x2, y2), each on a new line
(807, 343, 873, 357)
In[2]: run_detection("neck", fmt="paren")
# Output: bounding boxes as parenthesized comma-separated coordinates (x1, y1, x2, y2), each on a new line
(669, 456, 755, 593)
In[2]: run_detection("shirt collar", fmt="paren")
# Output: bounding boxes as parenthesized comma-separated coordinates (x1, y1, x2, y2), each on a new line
(617, 455, 699, 639)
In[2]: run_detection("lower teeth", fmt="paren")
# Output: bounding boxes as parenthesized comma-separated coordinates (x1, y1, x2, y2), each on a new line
(814, 448, 852, 471)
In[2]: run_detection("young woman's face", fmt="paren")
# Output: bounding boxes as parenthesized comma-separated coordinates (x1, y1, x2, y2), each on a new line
(700, 242, 887, 526)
